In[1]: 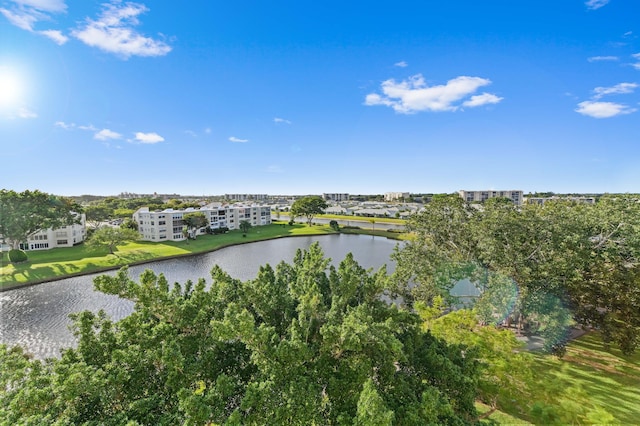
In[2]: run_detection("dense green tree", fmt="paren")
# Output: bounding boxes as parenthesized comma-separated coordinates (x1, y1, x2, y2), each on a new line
(329, 219, 340, 231)
(290, 196, 328, 226)
(182, 212, 208, 239)
(0, 244, 481, 425)
(239, 219, 252, 235)
(86, 226, 140, 254)
(393, 194, 640, 354)
(84, 204, 114, 229)
(0, 189, 81, 254)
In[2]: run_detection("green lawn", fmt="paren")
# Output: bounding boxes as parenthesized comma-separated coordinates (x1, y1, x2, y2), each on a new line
(0, 222, 336, 288)
(481, 331, 640, 425)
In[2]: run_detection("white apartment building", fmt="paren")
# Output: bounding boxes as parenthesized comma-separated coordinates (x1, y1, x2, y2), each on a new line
(224, 194, 269, 202)
(18, 213, 87, 251)
(526, 196, 596, 205)
(458, 190, 523, 205)
(323, 193, 350, 202)
(384, 192, 410, 202)
(133, 203, 272, 242)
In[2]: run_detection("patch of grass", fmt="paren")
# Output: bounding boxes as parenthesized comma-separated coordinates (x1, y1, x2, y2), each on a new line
(0, 223, 336, 288)
(277, 212, 407, 225)
(492, 331, 640, 425)
(339, 227, 410, 240)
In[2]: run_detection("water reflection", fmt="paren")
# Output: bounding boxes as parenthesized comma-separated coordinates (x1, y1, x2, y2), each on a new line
(1, 235, 400, 359)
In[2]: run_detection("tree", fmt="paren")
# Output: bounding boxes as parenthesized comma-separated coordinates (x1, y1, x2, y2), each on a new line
(329, 220, 340, 231)
(85, 226, 140, 254)
(182, 212, 208, 240)
(290, 196, 328, 226)
(0, 189, 81, 254)
(84, 204, 113, 230)
(0, 243, 482, 424)
(239, 219, 252, 235)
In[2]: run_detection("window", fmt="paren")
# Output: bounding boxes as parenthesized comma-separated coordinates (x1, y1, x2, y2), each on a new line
(57, 240, 68, 245)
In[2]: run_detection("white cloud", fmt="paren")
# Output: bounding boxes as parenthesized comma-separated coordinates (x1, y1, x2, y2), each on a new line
(632, 53, 640, 70)
(72, 1, 172, 58)
(205, 127, 212, 134)
(39, 29, 68, 44)
(229, 136, 248, 143)
(13, 0, 66, 13)
(592, 82, 638, 99)
(462, 92, 503, 107)
(94, 128, 122, 140)
(54, 120, 74, 129)
(1, 0, 67, 44)
(78, 124, 97, 131)
(364, 74, 501, 113)
(17, 107, 37, 118)
(134, 131, 164, 144)
(184, 130, 197, 137)
(575, 101, 636, 118)
(274, 117, 291, 124)
(585, 0, 610, 10)
(587, 55, 619, 62)
(394, 61, 408, 68)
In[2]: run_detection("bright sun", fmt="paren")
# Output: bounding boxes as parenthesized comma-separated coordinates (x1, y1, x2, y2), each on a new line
(0, 68, 23, 107)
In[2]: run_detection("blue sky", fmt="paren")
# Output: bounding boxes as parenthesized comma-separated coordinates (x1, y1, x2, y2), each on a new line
(1, 0, 639, 196)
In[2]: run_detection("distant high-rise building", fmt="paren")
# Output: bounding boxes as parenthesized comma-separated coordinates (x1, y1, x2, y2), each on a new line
(458, 190, 523, 205)
(384, 192, 410, 202)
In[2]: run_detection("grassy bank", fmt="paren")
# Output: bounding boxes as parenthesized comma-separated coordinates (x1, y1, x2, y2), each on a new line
(479, 331, 640, 424)
(276, 212, 407, 225)
(0, 222, 336, 289)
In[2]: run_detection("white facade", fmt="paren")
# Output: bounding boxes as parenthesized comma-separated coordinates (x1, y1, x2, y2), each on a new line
(323, 193, 350, 202)
(19, 213, 87, 251)
(458, 190, 523, 205)
(133, 203, 272, 242)
(224, 194, 268, 202)
(384, 192, 409, 202)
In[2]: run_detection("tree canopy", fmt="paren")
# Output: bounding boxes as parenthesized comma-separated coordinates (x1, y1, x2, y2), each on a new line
(85, 226, 140, 254)
(182, 212, 208, 239)
(290, 196, 328, 226)
(0, 189, 81, 251)
(393, 194, 640, 354)
(0, 243, 481, 425)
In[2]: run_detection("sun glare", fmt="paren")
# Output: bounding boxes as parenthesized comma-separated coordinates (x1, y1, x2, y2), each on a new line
(0, 67, 23, 107)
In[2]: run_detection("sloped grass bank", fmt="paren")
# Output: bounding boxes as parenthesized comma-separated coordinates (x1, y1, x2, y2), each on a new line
(1, 223, 335, 289)
(480, 332, 640, 424)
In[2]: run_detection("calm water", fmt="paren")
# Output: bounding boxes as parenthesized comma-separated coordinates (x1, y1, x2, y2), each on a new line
(0, 235, 400, 359)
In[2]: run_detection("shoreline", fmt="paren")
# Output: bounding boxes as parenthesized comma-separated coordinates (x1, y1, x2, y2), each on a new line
(0, 231, 403, 292)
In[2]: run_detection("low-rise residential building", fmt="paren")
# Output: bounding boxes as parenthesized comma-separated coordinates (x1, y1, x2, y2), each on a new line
(526, 196, 596, 205)
(224, 194, 269, 202)
(458, 190, 523, 205)
(133, 203, 271, 241)
(384, 192, 409, 202)
(18, 213, 87, 251)
(323, 193, 350, 202)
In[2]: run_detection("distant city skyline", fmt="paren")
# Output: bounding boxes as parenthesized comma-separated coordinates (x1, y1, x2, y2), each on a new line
(1, 1, 639, 195)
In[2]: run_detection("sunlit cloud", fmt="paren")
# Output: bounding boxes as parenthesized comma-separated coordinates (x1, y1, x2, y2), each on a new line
(17, 107, 37, 118)
(94, 128, 122, 140)
(394, 61, 408, 68)
(364, 74, 501, 114)
(592, 82, 638, 99)
(585, 0, 610, 10)
(184, 130, 197, 137)
(587, 56, 619, 62)
(229, 136, 248, 143)
(0, 0, 68, 44)
(78, 124, 97, 131)
(575, 101, 636, 118)
(632, 53, 640, 70)
(72, 1, 171, 58)
(274, 117, 291, 124)
(133, 131, 164, 144)
(462, 93, 503, 107)
(39, 29, 68, 44)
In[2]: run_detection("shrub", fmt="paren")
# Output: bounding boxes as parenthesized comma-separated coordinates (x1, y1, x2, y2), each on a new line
(329, 220, 340, 231)
(8, 249, 28, 263)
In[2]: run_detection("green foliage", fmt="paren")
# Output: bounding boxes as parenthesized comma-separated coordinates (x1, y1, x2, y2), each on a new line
(7, 249, 27, 263)
(290, 196, 328, 226)
(329, 219, 340, 231)
(183, 212, 209, 240)
(120, 218, 139, 231)
(239, 220, 252, 235)
(86, 226, 140, 254)
(0, 244, 482, 424)
(0, 189, 81, 254)
(394, 194, 640, 354)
